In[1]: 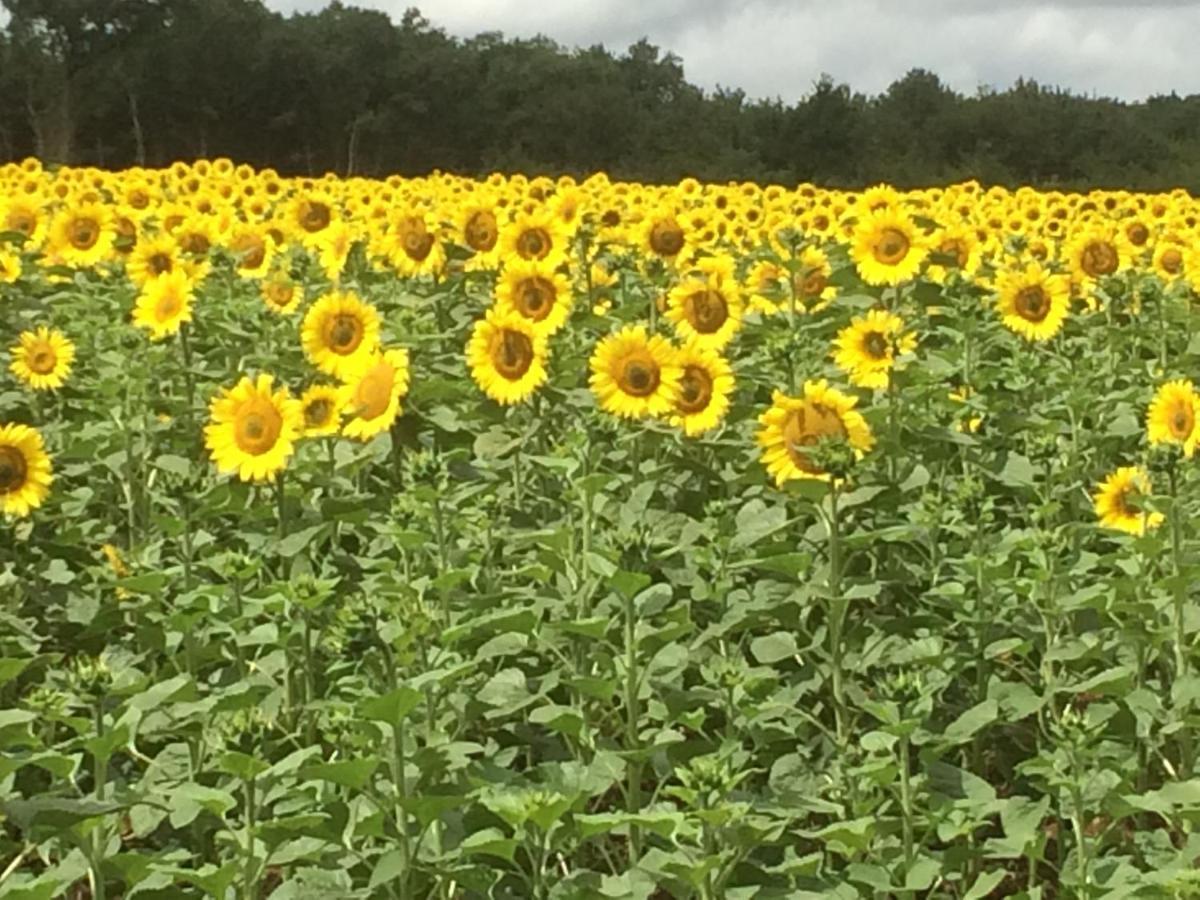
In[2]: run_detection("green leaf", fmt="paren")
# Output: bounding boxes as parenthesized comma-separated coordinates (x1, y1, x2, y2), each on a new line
(155, 454, 192, 477)
(300, 757, 379, 791)
(459, 826, 518, 861)
(749, 632, 798, 664)
(964, 870, 1007, 900)
(999, 453, 1037, 488)
(942, 699, 998, 744)
(368, 849, 408, 890)
(359, 686, 423, 725)
(215, 750, 270, 780)
(277, 524, 326, 558)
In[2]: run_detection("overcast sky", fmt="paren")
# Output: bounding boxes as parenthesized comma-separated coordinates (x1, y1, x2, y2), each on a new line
(262, 0, 1200, 102)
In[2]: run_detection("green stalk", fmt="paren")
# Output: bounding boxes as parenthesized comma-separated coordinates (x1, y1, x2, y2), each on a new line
(91, 701, 108, 900)
(392, 718, 411, 900)
(826, 480, 848, 747)
(276, 470, 288, 542)
(898, 733, 914, 870)
(624, 584, 642, 862)
(1167, 462, 1193, 778)
(178, 321, 196, 413)
(242, 776, 257, 900)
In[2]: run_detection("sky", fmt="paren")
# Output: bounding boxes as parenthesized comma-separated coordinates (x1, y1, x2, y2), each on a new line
(262, 0, 1200, 102)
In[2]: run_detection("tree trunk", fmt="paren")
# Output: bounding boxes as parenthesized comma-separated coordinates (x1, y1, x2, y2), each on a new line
(128, 88, 146, 166)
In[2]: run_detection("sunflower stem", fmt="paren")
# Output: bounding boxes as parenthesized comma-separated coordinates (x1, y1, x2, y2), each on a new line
(178, 321, 196, 414)
(276, 469, 288, 543)
(91, 699, 108, 900)
(827, 479, 848, 748)
(1167, 461, 1193, 778)
(624, 578, 643, 863)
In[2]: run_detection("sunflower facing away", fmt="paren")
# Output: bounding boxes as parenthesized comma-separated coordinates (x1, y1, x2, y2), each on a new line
(832, 309, 917, 390)
(133, 269, 194, 340)
(850, 210, 927, 286)
(301, 291, 381, 379)
(495, 261, 573, 335)
(467, 307, 549, 405)
(1093, 466, 1163, 536)
(204, 374, 303, 482)
(589, 325, 682, 419)
(340, 348, 412, 441)
(757, 380, 875, 485)
(1147, 379, 1200, 458)
(0, 423, 53, 517)
(299, 384, 344, 437)
(994, 261, 1071, 342)
(665, 256, 744, 351)
(9, 326, 76, 391)
(669, 341, 735, 437)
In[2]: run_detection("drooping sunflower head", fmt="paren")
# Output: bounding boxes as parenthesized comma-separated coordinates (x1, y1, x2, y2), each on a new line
(340, 348, 412, 441)
(495, 260, 573, 335)
(831, 309, 916, 391)
(0, 423, 53, 518)
(1093, 466, 1162, 536)
(850, 210, 927, 286)
(203, 374, 302, 483)
(665, 255, 744, 350)
(756, 380, 875, 485)
(466, 307, 549, 406)
(49, 202, 114, 268)
(133, 270, 195, 341)
(1147, 379, 1200, 458)
(299, 384, 344, 437)
(300, 291, 381, 380)
(588, 325, 682, 420)
(9, 326, 76, 392)
(994, 262, 1071, 343)
(669, 341, 735, 437)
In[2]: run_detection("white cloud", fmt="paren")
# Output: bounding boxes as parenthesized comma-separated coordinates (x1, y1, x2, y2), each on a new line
(262, 0, 1200, 101)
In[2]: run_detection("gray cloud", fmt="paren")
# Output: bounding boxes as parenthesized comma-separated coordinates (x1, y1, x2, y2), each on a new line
(263, 0, 1200, 101)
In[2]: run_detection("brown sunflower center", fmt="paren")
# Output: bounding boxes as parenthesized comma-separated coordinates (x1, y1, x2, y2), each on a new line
(1127, 222, 1150, 246)
(649, 219, 685, 257)
(402, 228, 434, 262)
(179, 232, 210, 255)
(618, 355, 660, 398)
(68, 217, 100, 251)
(1015, 285, 1050, 323)
(782, 401, 846, 474)
(304, 397, 333, 429)
(325, 314, 364, 354)
(1161, 248, 1184, 274)
(1080, 240, 1118, 278)
(873, 227, 910, 265)
(516, 228, 550, 260)
(796, 269, 827, 298)
(353, 363, 394, 421)
(1170, 403, 1194, 439)
(232, 235, 266, 270)
(491, 330, 534, 380)
(601, 210, 621, 228)
(684, 289, 729, 335)
(300, 200, 332, 233)
(939, 239, 968, 268)
(265, 282, 294, 308)
(234, 401, 283, 456)
(676, 365, 714, 414)
(0, 446, 28, 493)
(8, 211, 35, 236)
(28, 345, 57, 375)
(465, 211, 498, 252)
(148, 252, 172, 275)
(515, 277, 556, 322)
(863, 331, 889, 360)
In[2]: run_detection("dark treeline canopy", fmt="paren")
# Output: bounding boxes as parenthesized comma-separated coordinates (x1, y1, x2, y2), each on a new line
(3, 0, 1200, 190)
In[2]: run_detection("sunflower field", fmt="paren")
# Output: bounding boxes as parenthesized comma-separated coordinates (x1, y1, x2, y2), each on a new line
(4, 158, 1200, 899)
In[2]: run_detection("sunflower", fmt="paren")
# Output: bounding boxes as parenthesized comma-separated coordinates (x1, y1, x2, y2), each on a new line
(0, 250, 20, 284)
(290, 193, 339, 245)
(669, 341, 735, 436)
(316, 220, 355, 281)
(926, 225, 982, 284)
(133, 270, 194, 341)
(299, 384, 344, 437)
(0, 423, 53, 517)
(127, 233, 182, 287)
(1093, 466, 1163, 536)
(261, 273, 302, 316)
(385, 211, 445, 277)
(756, 380, 875, 485)
(459, 198, 502, 270)
(1, 196, 48, 247)
(301, 291, 381, 379)
(850, 210, 927, 286)
(641, 206, 688, 261)
(589, 325, 681, 419)
(226, 224, 274, 280)
(49, 203, 114, 268)
(1147, 380, 1200, 458)
(994, 262, 1071, 342)
(204, 374, 302, 482)
(665, 256, 744, 351)
(467, 307, 549, 405)
(340, 348, 411, 441)
(1065, 224, 1131, 287)
(1152, 241, 1187, 282)
(791, 245, 836, 313)
(832, 309, 916, 390)
(9, 326, 76, 391)
(495, 260, 573, 335)
(500, 211, 568, 265)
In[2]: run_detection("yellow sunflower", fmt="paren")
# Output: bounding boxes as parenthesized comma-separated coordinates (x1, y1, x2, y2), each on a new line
(132, 270, 194, 341)
(994, 262, 1071, 342)
(49, 203, 114, 268)
(385, 211, 445, 277)
(340, 348, 411, 441)
(226, 224, 274, 280)
(756, 380, 875, 485)
(495, 260, 573, 335)
(127, 233, 183, 287)
(1147, 379, 1200, 458)
(1065, 224, 1131, 285)
(1093, 466, 1163, 536)
(261, 273, 302, 316)
(459, 198, 502, 270)
(850, 210, 927, 286)
(500, 210, 568, 265)
(289, 193, 339, 245)
(299, 384, 344, 437)
(204, 374, 302, 482)
(669, 341, 735, 437)
(1, 196, 48, 247)
(641, 206, 688, 261)
(831, 309, 916, 390)
(665, 256, 743, 351)
(790, 245, 836, 313)
(0, 250, 21, 284)
(588, 325, 681, 419)
(300, 291, 381, 379)
(0, 423, 53, 518)
(1152, 241, 1187, 283)
(316, 220, 355, 282)
(466, 307, 549, 405)
(9, 326, 76, 391)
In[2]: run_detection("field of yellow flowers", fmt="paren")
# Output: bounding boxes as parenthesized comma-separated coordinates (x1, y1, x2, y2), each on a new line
(4, 157, 1200, 898)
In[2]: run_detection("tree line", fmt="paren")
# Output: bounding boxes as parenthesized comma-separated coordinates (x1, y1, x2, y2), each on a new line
(3, 0, 1200, 190)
